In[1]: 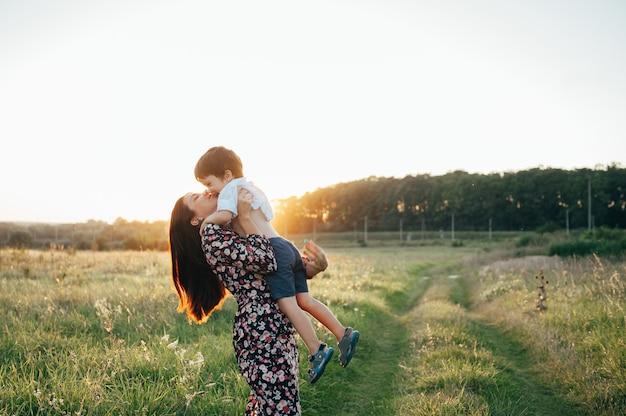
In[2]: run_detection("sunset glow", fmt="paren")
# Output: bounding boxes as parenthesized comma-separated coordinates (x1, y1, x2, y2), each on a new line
(1, 0, 624, 223)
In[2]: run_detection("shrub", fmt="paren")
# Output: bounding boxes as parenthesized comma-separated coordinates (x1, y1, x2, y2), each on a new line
(8, 231, 33, 249)
(549, 239, 626, 258)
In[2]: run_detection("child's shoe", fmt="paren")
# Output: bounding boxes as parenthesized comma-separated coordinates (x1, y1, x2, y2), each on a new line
(308, 343, 333, 383)
(338, 327, 360, 367)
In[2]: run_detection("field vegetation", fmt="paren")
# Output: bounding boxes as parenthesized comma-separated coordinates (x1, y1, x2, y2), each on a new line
(0, 233, 624, 415)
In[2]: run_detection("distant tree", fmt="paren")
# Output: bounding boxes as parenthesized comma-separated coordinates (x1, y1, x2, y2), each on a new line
(9, 231, 33, 249)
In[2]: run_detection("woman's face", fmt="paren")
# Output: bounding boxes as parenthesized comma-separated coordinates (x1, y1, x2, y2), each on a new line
(183, 190, 218, 218)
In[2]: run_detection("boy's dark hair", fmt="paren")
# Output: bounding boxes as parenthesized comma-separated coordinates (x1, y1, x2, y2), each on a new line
(194, 146, 244, 180)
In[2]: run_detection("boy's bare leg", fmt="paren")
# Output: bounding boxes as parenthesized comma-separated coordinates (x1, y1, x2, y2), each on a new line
(277, 296, 322, 355)
(296, 292, 345, 341)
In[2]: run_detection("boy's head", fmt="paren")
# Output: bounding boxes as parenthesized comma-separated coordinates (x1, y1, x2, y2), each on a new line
(194, 146, 244, 193)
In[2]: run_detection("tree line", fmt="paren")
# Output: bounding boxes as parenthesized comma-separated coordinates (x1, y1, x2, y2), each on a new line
(1, 218, 169, 251)
(271, 164, 625, 235)
(2, 164, 624, 250)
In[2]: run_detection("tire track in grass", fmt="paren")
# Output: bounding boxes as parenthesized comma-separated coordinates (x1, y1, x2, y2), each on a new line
(397, 275, 587, 415)
(453, 275, 588, 416)
(302, 303, 410, 416)
(465, 317, 586, 416)
(301, 261, 434, 415)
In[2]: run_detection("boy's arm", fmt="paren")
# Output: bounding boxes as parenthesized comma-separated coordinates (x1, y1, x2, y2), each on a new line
(201, 210, 235, 229)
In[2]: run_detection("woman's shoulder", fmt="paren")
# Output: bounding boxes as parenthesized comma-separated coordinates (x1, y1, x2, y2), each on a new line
(202, 222, 235, 235)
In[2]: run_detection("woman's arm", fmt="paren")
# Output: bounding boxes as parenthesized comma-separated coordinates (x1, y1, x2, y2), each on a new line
(201, 187, 276, 275)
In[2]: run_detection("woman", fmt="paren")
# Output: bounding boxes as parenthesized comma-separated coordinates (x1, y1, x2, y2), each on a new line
(169, 187, 327, 415)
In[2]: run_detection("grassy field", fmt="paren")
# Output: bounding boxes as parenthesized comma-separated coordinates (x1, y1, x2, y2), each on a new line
(0, 236, 624, 415)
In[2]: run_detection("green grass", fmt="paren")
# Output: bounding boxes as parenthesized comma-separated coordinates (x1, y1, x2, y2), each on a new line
(0, 241, 624, 415)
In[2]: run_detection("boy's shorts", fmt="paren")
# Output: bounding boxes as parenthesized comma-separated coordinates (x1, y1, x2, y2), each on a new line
(266, 237, 309, 300)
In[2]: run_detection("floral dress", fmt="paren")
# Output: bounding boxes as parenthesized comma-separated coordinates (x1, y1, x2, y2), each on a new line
(202, 223, 301, 416)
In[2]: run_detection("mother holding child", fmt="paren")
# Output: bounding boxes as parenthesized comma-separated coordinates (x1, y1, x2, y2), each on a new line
(168, 146, 359, 415)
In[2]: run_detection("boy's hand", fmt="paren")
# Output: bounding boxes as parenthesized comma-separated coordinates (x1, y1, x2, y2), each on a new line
(303, 240, 328, 278)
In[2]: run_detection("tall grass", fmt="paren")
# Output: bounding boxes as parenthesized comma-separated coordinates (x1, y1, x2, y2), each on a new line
(0, 249, 249, 415)
(0, 241, 624, 415)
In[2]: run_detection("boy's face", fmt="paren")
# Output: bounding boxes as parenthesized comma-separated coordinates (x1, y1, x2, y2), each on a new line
(198, 174, 229, 195)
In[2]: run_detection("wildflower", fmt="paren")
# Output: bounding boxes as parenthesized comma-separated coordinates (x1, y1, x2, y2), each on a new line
(185, 390, 205, 407)
(175, 348, 187, 361)
(188, 351, 205, 368)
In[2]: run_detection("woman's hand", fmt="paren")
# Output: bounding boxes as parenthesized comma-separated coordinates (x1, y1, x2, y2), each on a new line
(302, 240, 328, 278)
(237, 186, 254, 218)
(232, 187, 260, 236)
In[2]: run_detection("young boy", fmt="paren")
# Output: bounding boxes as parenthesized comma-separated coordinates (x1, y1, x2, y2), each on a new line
(194, 146, 359, 383)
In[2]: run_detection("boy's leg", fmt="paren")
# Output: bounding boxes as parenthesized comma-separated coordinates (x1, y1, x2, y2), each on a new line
(276, 296, 321, 355)
(266, 238, 322, 352)
(295, 292, 346, 341)
(270, 238, 335, 381)
(277, 296, 334, 384)
(296, 292, 360, 368)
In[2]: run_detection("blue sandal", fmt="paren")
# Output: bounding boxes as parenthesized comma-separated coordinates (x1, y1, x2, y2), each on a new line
(338, 327, 359, 367)
(308, 343, 333, 384)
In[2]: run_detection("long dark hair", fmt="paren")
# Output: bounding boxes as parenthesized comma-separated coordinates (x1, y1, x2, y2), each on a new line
(169, 196, 226, 323)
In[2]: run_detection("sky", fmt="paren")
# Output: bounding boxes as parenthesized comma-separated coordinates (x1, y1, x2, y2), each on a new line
(1, 0, 625, 224)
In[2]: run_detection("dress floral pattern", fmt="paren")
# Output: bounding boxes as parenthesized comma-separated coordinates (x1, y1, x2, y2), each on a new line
(202, 223, 301, 416)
